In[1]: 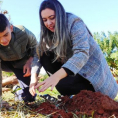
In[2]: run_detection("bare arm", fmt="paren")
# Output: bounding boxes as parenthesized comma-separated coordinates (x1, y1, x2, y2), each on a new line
(29, 73, 38, 96)
(34, 68, 67, 93)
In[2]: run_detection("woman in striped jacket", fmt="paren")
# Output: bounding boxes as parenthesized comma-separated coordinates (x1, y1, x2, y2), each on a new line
(30, 0, 118, 99)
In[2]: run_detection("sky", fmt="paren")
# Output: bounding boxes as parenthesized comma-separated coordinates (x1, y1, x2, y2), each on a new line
(1, 0, 118, 74)
(1, 0, 118, 38)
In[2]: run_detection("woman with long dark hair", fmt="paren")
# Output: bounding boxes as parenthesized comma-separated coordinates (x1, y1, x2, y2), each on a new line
(30, 0, 118, 99)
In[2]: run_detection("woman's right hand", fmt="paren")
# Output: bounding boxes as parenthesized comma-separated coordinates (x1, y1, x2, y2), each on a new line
(29, 73, 38, 96)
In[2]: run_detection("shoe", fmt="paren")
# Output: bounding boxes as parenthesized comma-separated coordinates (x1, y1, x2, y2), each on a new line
(39, 94, 59, 104)
(12, 85, 23, 101)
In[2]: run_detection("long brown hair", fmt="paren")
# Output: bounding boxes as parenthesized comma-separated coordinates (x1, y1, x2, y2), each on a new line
(38, 0, 71, 62)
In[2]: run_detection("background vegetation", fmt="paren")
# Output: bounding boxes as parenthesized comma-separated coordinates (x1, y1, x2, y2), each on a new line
(94, 31, 118, 78)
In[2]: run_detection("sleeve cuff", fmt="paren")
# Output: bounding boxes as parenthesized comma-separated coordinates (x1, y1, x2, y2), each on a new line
(62, 67, 74, 75)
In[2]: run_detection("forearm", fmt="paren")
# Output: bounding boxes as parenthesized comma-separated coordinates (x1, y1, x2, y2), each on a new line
(30, 73, 38, 83)
(29, 73, 39, 96)
(34, 68, 68, 93)
(26, 57, 33, 64)
(51, 68, 68, 81)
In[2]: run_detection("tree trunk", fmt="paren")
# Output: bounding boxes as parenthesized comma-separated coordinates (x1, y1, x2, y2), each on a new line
(2, 76, 18, 87)
(0, 59, 2, 107)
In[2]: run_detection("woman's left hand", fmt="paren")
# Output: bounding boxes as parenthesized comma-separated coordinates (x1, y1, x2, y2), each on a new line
(34, 68, 68, 92)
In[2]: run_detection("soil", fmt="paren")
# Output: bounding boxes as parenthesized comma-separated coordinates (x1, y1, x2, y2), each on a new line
(33, 90, 118, 118)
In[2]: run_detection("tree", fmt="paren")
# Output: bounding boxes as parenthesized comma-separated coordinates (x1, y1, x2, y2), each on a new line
(0, 0, 9, 107)
(0, 0, 3, 12)
(93, 32, 118, 77)
(0, 60, 2, 107)
(0, 0, 3, 107)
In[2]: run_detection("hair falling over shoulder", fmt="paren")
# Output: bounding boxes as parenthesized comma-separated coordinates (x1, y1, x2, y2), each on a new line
(38, 0, 71, 63)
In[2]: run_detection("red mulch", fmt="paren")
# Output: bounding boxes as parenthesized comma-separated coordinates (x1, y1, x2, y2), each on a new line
(33, 90, 118, 118)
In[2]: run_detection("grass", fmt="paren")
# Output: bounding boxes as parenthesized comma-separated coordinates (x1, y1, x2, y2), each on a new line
(1, 72, 118, 118)
(1, 87, 60, 118)
(1, 72, 61, 118)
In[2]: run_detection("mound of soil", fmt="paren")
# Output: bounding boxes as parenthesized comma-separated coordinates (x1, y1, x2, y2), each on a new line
(33, 90, 118, 118)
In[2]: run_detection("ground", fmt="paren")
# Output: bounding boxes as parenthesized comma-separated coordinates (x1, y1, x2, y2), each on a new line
(1, 73, 118, 118)
(31, 90, 118, 118)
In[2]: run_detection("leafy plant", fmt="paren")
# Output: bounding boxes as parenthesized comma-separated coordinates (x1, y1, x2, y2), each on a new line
(93, 31, 118, 77)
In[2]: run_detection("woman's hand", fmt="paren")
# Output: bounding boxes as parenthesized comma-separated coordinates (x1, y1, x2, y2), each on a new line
(35, 68, 67, 93)
(35, 75, 60, 92)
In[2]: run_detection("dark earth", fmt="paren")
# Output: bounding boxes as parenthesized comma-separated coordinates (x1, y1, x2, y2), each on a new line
(32, 90, 118, 118)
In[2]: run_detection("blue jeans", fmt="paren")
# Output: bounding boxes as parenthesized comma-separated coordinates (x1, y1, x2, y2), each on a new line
(1, 60, 35, 102)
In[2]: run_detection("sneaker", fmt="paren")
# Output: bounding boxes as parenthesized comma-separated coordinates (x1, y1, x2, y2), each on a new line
(39, 94, 59, 104)
(12, 85, 23, 101)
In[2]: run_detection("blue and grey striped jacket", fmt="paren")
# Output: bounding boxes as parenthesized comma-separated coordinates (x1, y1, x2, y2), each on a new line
(32, 13, 118, 99)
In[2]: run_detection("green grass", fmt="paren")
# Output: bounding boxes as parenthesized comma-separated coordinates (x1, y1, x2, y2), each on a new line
(1, 72, 61, 118)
